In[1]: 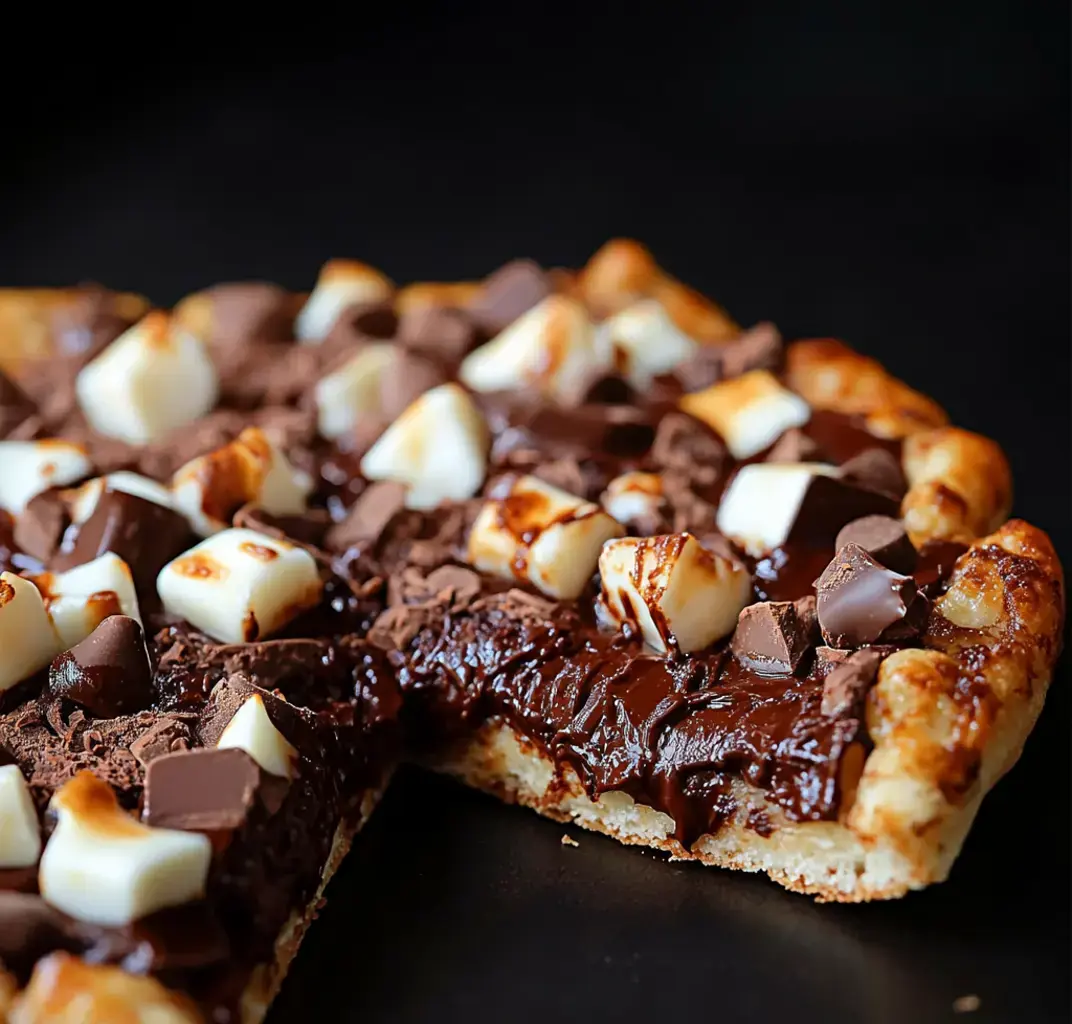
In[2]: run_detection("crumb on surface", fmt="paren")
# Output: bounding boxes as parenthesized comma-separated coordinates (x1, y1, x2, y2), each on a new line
(561, 834, 579, 847)
(953, 995, 981, 1014)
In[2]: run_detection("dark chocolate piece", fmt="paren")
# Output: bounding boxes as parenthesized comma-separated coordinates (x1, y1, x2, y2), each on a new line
(398, 306, 478, 365)
(0, 370, 36, 439)
(51, 488, 192, 597)
(129, 715, 195, 767)
(47, 615, 154, 718)
(815, 543, 927, 648)
(325, 480, 408, 552)
(323, 301, 398, 348)
(378, 350, 448, 421)
(467, 259, 552, 334)
(232, 504, 331, 550)
(649, 412, 727, 488)
(835, 515, 918, 575)
(787, 475, 901, 547)
(838, 447, 907, 499)
(730, 597, 817, 675)
(144, 748, 260, 831)
(0, 893, 79, 979)
(13, 491, 68, 562)
(49, 286, 136, 360)
(387, 564, 483, 610)
(821, 648, 885, 717)
(199, 283, 294, 346)
(765, 427, 823, 464)
(913, 540, 969, 597)
(716, 321, 783, 380)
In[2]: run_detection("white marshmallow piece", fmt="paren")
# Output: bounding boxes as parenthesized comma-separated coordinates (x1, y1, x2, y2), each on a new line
(0, 572, 61, 692)
(601, 472, 665, 530)
(459, 295, 610, 402)
(66, 471, 175, 525)
(295, 259, 393, 343)
(0, 764, 42, 868)
(597, 299, 698, 388)
(360, 383, 488, 510)
(467, 475, 624, 600)
(715, 462, 839, 556)
(597, 533, 751, 653)
(171, 427, 313, 536)
(31, 552, 142, 650)
(314, 343, 395, 440)
(39, 772, 211, 927)
(75, 311, 219, 445)
(157, 528, 323, 644)
(216, 693, 297, 778)
(679, 369, 811, 459)
(0, 440, 92, 515)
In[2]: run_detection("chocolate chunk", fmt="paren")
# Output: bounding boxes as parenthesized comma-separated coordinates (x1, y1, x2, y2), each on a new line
(765, 427, 823, 464)
(730, 597, 817, 675)
(717, 322, 783, 380)
(51, 489, 192, 597)
(398, 306, 478, 365)
(835, 515, 918, 575)
(558, 369, 636, 408)
(821, 648, 884, 717)
(129, 715, 194, 766)
(50, 286, 136, 359)
(117, 901, 231, 974)
(838, 447, 907, 500)
(650, 412, 727, 488)
(673, 345, 725, 392)
(144, 748, 260, 831)
(378, 350, 448, 421)
(0, 370, 36, 439)
(198, 675, 312, 755)
(0, 893, 79, 979)
(467, 259, 553, 334)
(233, 504, 331, 550)
(325, 480, 408, 552)
(913, 540, 969, 597)
(326, 301, 398, 347)
(14, 490, 68, 562)
(388, 564, 482, 609)
(200, 283, 295, 346)
(47, 615, 154, 718)
(785, 474, 901, 547)
(815, 544, 928, 648)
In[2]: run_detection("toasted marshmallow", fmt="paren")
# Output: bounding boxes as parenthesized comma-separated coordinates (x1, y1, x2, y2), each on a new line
(39, 771, 211, 926)
(459, 295, 609, 402)
(0, 440, 91, 514)
(0, 764, 42, 868)
(66, 471, 174, 525)
(295, 259, 393, 343)
(314, 343, 395, 440)
(360, 383, 488, 510)
(217, 693, 297, 778)
(0, 572, 61, 692)
(597, 534, 750, 653)
(75, 311, 219, 444)
(597, 299, 698, 388)
(601, 472, 665, 529)
(467, 475, 624, 599)
(716, 463, 839, 556)
(171, 427, 312, 536)
(680, 369, 811, 459)
(157, 528, 322, 644)
(30, 552, 142, 650)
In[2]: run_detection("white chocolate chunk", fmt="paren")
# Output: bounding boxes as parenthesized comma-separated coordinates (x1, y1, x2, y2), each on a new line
(459, 295, 609, 402)
(75, 311, 219, 444)
(716, 462, 839, 556)
(467, 475, 624, 599)
(314, 343, 395, 439)
(171, 427, 312, 536)
(30, 552, 142, 650)
(597, 533, 751, 653)
(216, 693, 297, 778)
(0, 572, 61, 692)
(680, 369, 811, 459)
(0, 764, 42, 868)
(295, 259, 393, 343)
(66, 471, 175, 525)
(0, 440, 91, 514)
(360, 383, 488, 510)
(156, 528, 322, 644)
(601, 472, 665, 530)
(596, 299, 698, 388)
(39, 772, 211, 926)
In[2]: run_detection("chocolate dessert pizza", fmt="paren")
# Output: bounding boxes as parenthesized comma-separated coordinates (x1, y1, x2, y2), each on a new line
(0, 239, 1062, 1022)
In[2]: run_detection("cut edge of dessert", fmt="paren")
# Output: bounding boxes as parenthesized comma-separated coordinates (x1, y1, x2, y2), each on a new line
(0, 238, 1062, 1024)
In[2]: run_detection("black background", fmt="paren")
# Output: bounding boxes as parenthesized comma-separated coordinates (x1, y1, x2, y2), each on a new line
(1, 3, 1068, 1021)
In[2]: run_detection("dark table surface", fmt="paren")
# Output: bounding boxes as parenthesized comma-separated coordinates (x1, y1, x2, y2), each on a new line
(2, 4, 1068, 1021)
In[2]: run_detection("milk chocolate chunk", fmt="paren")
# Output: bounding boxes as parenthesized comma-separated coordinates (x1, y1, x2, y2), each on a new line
(816, 543, 927, 648)
(0, 370, 36, 439)
(765, 427, 822, 464)
(50, 286, 136, 359)
(47, 615, 153, 718)
(673, 345, 724, 391)
(650, 412, 727, 487)
(717, 322, 783, 380)
(325, 480, 408, 551)
(838, 447, 907, 499)
(467, 259, 553, 334)
(835, 515, 917, 575)
(821, 648, 884, 717)
(200, 283, 295, 346)
(0, 893, 79, 978)
(14, 490, 68, 562)
(144, 748, 260, 831)
(398, 306, 478, 364)
(233, 504, 331, 550)
(51, 489, 192, 596)
(730, 597, 817, 675)
(129, 714, 195, 767)
(379, 350, 448, 421)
